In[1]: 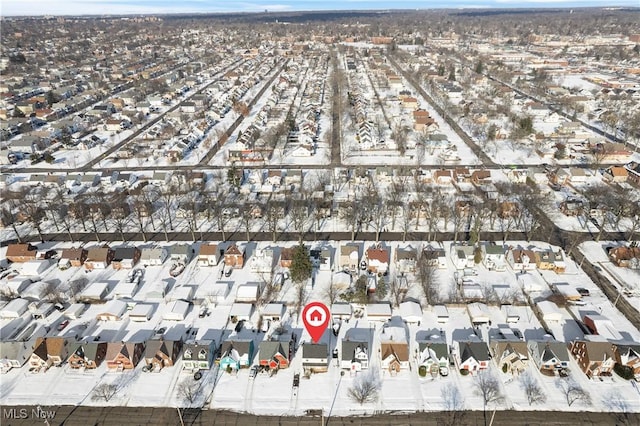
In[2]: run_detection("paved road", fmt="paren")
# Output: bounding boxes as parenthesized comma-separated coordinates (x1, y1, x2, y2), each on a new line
(2, 406, 638, 426)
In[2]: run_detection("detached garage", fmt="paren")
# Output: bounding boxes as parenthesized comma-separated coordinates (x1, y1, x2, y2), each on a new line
(163, 300, 190, 321)
(537, 300, 564, 323)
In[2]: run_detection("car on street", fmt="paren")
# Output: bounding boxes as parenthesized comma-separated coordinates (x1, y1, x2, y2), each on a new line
(57, 320, 69, 331)
(249, 366, 258, 379)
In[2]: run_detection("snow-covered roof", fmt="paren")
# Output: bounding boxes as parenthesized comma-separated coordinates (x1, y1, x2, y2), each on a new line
(229, 302, 254, 318)
(399, 301, 422, 323)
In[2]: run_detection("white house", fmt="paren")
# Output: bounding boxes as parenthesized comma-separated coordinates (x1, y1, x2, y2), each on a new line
(140, 247, 169, 266)
(451, 245, 475, 270)
(250, 248, 275, 274)
(483, 245, 506, 272)
(163, 300, 190, 321)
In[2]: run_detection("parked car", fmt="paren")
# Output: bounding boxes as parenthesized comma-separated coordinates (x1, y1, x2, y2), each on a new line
(57, 320, 69, 331)
(576, 287, 590, 297)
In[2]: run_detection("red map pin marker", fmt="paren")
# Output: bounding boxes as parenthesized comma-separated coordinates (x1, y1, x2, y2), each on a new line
(302, 301, 330, 344)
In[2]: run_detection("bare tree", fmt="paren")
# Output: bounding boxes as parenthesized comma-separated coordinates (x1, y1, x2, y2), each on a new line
(323, 276, 341, 305)
(177, 377, 202, 406)
(519, 371, 546, 406)
(417, 255, 439, 306)
(42, 281, 64, 304)
(555, 376, 591, 407)
(92, 383, 118, 402)
(474, 370, 504, 426)
(441, 383, 465, 426)
(348, 369, 381, 405)
(68, 277, 88, 301)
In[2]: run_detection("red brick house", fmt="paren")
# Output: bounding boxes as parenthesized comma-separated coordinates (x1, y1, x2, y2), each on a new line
(569, 340, 616, 378)
(224, 244, 245, 269)
(5, 243, 37, 263)
(105, 342, 145, 371)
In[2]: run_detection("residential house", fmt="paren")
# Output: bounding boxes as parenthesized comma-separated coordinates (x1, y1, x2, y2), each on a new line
(380, 320, 410, 374)
(457, 341, 490, 373)
(140, 247, 169, 266)
(535, 248, 566, 273)
(527, 340, 570, 373)
(422, 246, 447, 269)
(607, 246, 640, 269)
(59, 247, 87, 268)
(30, 337, 71, 369)
(506, 247, 537, 272)
(250, 248, 275, 273)
(169, 244, 191, 264)
(219, 339, 254, 370)
(364, 245, 390, 275)
(182, 339, 217, 371)
(569, 340, 616, 378)
(603, 166, 628, 183)
(197, 243, 219, 267)
(613, 343, 640, 377)
(258, 334, 292, 370)
(0, 324, 47, 373)
(341, 327, 372, 372)
(560, 199, 584, 217)
(483, 244, 506, 271)
(302, 343, 329, 374)
(490, 340, 529, 375)
(279, 247, 295, 268)
(451, 245, 475, 270)
(339, 244, 360, 271)
(395, 245, 417, 274)
(471, 170, 492, 186)
(105, 342, 145, 371)
(417, 331, 450, 376)
(224, 244, 245, 269)
(84, 246, 114, 270)
(625, 161, 640, 186)
(143, 338, 182, 372)
(5, 243, 37, 263)
(310, 247, 333, 271)
(111, 247, 141, 270)
(67, 342, 108, 369)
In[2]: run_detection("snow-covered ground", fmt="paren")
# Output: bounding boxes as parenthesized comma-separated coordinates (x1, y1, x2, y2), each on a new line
(1, 239, 638, 415)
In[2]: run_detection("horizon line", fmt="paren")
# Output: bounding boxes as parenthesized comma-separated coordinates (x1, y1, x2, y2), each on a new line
(2, 5, 639, 18)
